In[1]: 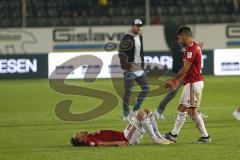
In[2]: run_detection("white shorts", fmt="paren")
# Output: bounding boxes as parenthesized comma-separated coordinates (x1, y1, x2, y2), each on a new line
(179, 81, 204, 108)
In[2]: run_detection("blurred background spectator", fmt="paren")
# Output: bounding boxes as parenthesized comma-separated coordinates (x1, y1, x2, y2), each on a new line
(0, 0, 239, 27)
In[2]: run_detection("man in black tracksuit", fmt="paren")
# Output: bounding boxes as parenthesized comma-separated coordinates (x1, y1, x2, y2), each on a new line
(118, 19, 149, 120)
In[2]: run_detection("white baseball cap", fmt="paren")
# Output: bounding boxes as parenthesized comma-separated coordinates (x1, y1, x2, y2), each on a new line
(132, 18, 143, 26)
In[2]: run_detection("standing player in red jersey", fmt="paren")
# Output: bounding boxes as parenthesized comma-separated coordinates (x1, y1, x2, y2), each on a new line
(71, 109, 172, 147)
(164, 26, 211, 144)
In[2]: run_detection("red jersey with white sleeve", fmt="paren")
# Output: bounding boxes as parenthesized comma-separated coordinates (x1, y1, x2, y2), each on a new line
(84, 130, 128, 146)
(183, 41, 203, 85)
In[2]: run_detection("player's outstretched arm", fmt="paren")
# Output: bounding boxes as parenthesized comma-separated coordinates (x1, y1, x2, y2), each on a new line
(164, 60, 192, 90)
(96, 141, 128, 147)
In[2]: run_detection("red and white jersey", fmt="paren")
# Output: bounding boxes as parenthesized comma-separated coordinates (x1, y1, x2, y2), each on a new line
(123, 116, 145, 144)
(183, 41, 203, 85)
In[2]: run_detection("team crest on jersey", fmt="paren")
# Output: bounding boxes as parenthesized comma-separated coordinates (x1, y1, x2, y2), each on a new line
(187, 52, 192, 58)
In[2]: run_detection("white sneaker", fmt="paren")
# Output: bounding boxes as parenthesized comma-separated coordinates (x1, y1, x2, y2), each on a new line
(233, 110, 240, 120)
(155, 111, 165, 121)
(200, 112, 209, 119)
(153, 138, 171, 145)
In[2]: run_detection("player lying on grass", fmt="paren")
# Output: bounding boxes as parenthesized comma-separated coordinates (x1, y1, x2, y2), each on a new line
(71, 109, 172, 147)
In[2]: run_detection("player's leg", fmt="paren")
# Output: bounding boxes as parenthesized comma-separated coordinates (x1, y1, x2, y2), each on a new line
(149, 114, 164, 138)
(123, 71, 134, 117)
(155, 88, 179, 120)
(158, 89, 178, 113)
(143, 109, 164, 139)
(138, 110, 171, 144)
(188, 81, 211, 143)
(141, 119, 159, 142)
(147, 112, 173, 144)
(164, 104, 188, 142)
(171, 105, 188, 136)
(133, 74, 149, 111)
(188, 107, 210, 143)
(164, 83, 190, 142)
(140, 110, 163, 139)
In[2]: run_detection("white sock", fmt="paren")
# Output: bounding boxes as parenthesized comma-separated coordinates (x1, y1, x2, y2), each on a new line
(141, 120, 159, 142)
(193, 113, 209, 137)
(171, 112, 187, 135)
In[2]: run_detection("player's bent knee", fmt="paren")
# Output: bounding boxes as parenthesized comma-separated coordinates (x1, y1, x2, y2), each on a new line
(187, 107, 198, 117)
(136, 110, 145, 120)
(178, 104, 187, 112)
(136, 109, 152, 121)
(143, 108, 150, 114)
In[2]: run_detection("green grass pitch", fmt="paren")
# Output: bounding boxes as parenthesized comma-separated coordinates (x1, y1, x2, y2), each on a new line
(0, 76, 240, 160)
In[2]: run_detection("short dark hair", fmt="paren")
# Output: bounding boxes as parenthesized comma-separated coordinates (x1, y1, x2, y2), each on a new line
(176, 26, 192, 36)
(71, 137, 85, 147)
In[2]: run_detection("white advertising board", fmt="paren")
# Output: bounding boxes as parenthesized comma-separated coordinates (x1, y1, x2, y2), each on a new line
(1, 24, 240, 54)
(48, 51, 122, 79)
(214, 49, 240, 75)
